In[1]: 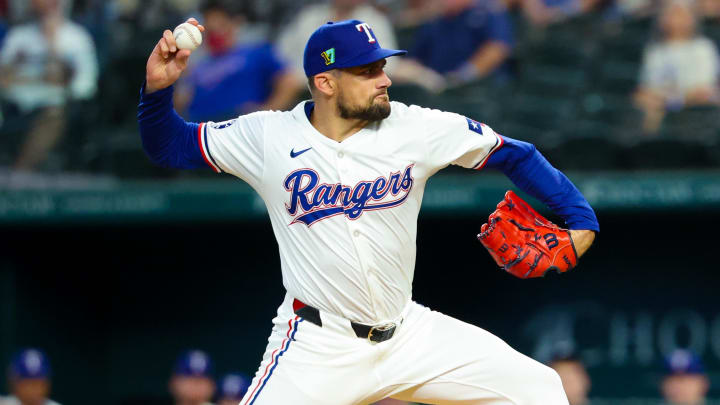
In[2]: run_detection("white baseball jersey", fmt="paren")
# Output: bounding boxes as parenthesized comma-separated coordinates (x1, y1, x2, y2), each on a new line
(197, 101, 502, 324)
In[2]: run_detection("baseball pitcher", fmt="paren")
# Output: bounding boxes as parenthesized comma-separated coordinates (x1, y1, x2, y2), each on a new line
(138, 18, 599, 405)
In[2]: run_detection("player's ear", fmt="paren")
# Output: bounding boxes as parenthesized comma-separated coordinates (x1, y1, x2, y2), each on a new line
(313, 72, 337, 97)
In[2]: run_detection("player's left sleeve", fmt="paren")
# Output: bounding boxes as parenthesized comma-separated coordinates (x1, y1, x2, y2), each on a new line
(484, 135, 600, 232)
(415, 107, 503, 171)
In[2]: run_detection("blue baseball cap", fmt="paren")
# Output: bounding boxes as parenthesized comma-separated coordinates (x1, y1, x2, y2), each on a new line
(303, 19, 407, 77)
(663, 349, 704, 375)
(174, 350, 213, 377)
(9, 349, 51, 379)
(219, 373, 250, 399)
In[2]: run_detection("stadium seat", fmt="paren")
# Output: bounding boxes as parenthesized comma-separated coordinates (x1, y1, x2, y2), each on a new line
(622, 137, 713, 169)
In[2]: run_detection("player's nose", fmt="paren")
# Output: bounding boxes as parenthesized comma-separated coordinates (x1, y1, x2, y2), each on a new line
(377, 71, 392, 89)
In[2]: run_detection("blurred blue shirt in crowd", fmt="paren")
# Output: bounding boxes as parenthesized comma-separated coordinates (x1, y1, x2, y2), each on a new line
(0, 21, 6, 47)
(184, 43, 286, 123)
(410, 0, 513, 75)
(541, 0, 582, 15)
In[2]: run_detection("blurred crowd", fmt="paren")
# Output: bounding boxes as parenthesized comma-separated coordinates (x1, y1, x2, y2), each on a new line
(0, 0, 719, 179)
(0, 347, 713, 404)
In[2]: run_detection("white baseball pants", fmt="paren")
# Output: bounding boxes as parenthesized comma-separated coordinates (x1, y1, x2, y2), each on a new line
(240, 293, 569, 405)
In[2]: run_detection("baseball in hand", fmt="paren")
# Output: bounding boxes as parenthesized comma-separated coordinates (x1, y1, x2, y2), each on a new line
(173, 22, 202, 51)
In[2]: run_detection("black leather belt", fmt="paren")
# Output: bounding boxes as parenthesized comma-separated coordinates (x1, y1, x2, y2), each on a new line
(293, 299, 399, 343)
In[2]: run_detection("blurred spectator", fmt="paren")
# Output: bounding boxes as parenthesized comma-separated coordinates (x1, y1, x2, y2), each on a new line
(612, 0, 657, 18)
(0, 20, 6, 48)
(175, 0, 296, 122)
(409, 0, 514, 87)
(169, 350, 216, 405)
(633, 0, 720, 134)
(660, 349, 709, 405)
(549, 356, 591, 405)
(0, 348, 61, 405)
(216, 373, 249, 405)
(0, 0, 7, 46)
(698, 0, 720, 19)
(504, 0, 608, 26)
(106, 0, 191, 34)
(277, 0, 399, 83)
(373, 0, 443, 28)
(0, 0, 98, 171)
(276, 0, 446, 95)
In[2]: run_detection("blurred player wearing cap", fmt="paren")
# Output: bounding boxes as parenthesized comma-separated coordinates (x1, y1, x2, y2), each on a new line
(217, 373, 250, 405)
(139, 15, 598, 404)
(1, 349, 60, 405)
(169, 350, 215, 405)
(661, 350, 709, 405)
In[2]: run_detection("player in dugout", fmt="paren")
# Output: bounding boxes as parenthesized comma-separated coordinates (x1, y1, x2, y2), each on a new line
(138, 17, 598, 405)
(216, 373, 249, 405)
(0, 349, 61, 405)
(169, 350, 216, 405)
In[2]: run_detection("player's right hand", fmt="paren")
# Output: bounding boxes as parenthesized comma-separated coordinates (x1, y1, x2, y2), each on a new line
(145, 18, 204, 94)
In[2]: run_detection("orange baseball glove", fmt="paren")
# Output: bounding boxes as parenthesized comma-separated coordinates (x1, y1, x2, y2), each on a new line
(477, 191, 577, 279)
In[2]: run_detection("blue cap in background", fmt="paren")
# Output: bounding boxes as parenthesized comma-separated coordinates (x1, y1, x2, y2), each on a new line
(174, 350, 213, 377)
(664, 349, 704, 375)
(303, 19, 406, 77)
(219, 373, 251, 399)
(9, 349, 51, 379)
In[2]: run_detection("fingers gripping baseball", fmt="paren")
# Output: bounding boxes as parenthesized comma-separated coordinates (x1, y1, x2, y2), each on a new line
(145, 18, 204, 93)
(478, 191, 578, 279)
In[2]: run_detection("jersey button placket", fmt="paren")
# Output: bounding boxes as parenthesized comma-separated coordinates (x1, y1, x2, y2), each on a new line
(337, 151, 349, 173)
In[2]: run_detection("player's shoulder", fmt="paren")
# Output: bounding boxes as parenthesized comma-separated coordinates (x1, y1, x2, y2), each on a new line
(5, 23, 37, 39)
(59, 20, 93, 41)
(692, 36, 718, 51)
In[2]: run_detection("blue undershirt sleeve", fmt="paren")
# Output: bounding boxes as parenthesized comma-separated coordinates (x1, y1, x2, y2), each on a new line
(485, 136, 599, 231)
(137, 82, 208, 170)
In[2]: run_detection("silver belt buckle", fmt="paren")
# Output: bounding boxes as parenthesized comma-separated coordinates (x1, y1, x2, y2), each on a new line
(367, 322, 396, 342)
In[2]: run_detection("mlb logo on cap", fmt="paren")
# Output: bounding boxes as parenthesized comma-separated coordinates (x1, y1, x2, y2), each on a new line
(303, 19, 406, 77)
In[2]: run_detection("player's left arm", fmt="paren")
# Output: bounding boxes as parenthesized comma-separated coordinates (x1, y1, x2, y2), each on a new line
(259, 45, 300, 112)
(483, 136, 598, 257)
(262, 71, 300, 111)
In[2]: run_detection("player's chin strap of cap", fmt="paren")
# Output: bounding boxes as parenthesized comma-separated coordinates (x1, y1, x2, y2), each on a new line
(293, 299, 400, 343)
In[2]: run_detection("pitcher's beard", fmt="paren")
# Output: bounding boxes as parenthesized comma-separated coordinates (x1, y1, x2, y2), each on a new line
(337, 94, 391, 121)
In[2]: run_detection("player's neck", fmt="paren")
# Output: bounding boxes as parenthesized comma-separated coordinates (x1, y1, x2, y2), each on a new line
(310, 104, 369, 143)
